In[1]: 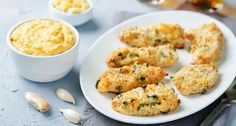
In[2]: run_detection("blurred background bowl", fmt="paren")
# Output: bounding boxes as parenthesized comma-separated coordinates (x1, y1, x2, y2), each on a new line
(49, 0, 93, 26)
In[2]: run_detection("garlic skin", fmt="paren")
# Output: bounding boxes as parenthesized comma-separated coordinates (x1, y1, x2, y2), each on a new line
(56, 88, 75, 104)
(59, 109, 80, 124)
(24, 92, 49, 112)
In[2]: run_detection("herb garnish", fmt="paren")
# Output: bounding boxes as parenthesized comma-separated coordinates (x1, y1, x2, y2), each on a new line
(150, 102, 158, 107)
(129, 53, 139, 58)
(200, 89, 208, 94)
(137, 103, 146, 110)
(140, 75, 146, 81)
(147, 94, 158, 99)
(160, 109, 170, 114)
(118, 53, 126, 59)
(119, 69, 124, 74)
(160, 52, 167, 57)
(122, 101, 128, 106)
(115, 85, 122, 92)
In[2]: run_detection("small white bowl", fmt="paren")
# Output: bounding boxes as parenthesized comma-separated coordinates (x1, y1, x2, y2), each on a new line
(7, 18, 79, 83)
(49, 0, 93, 26)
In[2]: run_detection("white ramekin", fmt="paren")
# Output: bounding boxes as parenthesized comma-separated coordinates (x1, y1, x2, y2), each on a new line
(48, 0, 93, 26)
(7, 18, 79, 83)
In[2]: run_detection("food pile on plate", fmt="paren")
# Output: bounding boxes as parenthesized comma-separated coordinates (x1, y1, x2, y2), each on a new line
(96, 23, 223, 116)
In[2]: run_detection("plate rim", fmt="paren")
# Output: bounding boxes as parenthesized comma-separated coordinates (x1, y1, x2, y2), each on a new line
(80, 10, 236, 124)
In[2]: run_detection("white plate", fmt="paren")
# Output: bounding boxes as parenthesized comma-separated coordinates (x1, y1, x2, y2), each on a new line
(80, 11, 236, 124)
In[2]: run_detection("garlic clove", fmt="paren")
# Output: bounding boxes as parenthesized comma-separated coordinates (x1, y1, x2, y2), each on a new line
(56, 88, 76, 104)
(24, 92, 49, 112)
(59, 109, 80, 124)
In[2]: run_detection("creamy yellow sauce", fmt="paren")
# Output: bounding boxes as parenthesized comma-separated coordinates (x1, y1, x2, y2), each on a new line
(11, 19, 76, 56)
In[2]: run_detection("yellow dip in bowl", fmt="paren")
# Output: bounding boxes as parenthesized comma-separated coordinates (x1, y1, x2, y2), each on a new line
(10, 19, 76, 56)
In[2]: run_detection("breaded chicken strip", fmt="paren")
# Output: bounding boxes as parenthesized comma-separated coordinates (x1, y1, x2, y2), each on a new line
(172, 64, 219, 96)
(112, 83, 180, 116)
(187, 23, 224, 64)
(107, 44, 179, 68)
(119, 24, 185, 48)
(96, 64, 166, 93)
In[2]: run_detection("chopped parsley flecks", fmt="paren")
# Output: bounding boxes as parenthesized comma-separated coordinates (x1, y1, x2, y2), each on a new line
(160, 109, 170, 114)
(147, 94, 158, 99)
(150, 102, 158, 107)
(155, 38, 161, 43)
(163, 39, 170, 43)
(137, 103, 146, 110)
(118, 53, 126, 59)
(200, 89, 208, 94)
(115, 85, 122, 92)
(187, 46, 192, 53)
(160, 51, 167, 57)
(140, 75, 146, 81)
(111, 60, 118, 65)
(200, 44, 207, 48)
(118, 69, 124, 74)
(122, 101, 128, 106)
(129, 53, 139, 58)
(179, 76, 184, 81)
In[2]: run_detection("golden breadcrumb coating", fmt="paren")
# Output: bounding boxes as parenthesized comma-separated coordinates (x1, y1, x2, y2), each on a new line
(187, 23, 224, 64)
(96, 64, 166, 93)
(119, 24, 185, 48)
(107, 44, 179, 68)
(112, 83, 180, 116)
(172, 64, 219, 96)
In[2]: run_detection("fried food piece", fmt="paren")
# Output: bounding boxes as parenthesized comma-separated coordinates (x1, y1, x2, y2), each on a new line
(112, 83, 180, 116)
(107, 44, 179, 68)
(96, 64, 166, 93)
(119, 24, 185, 48)
(172, 64, 219, 96)
(187, 23, 224, 64)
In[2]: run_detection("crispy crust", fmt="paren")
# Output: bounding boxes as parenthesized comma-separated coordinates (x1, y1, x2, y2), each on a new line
(172, 64, 219, 96)
(119, 24, 185, 48)
(96, 64, 166, 93)
(186, 23, 224, 64)
(107, 44, 179, 68)
(112, 83, 180, 116)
